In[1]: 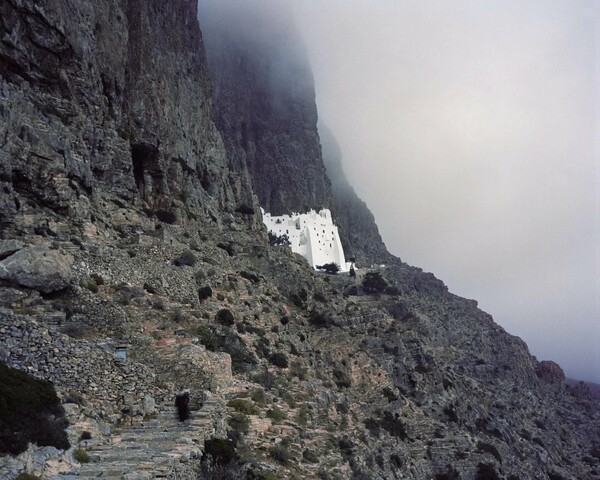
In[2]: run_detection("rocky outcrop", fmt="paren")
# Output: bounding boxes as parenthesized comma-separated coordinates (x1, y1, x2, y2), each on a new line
(0, 246, 73, 292)
(0, 0, 258, 245)
(200, 1, 332, 216)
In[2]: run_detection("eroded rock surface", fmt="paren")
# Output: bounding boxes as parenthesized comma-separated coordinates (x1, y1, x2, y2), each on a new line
(0, 246, 73, 292)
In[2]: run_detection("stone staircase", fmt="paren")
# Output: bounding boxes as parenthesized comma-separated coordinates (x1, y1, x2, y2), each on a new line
(71, 397, 222, 479)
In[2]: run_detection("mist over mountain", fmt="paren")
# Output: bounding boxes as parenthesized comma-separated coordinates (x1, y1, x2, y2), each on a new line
(0, 1, 598, 478)
(199, 0, 331, 216)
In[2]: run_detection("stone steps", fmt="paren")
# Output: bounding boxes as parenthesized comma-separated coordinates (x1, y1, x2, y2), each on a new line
(70, 400, 222, 478)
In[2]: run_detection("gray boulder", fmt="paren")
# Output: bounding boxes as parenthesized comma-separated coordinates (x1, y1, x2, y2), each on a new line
(0, 246, 73, 293)
(0, 239, 24, 259)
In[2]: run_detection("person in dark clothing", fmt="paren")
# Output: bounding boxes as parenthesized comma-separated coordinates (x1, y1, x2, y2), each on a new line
(174, 391, 191, 421)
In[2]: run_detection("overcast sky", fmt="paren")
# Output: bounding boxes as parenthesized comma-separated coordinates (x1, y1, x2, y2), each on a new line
(288, 0, 599, 382)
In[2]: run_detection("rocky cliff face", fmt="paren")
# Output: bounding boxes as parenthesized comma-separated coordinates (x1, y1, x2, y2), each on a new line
(0, 0, 258, 241)
(1, 2, 599, 480)
(199, 1, 332, 216)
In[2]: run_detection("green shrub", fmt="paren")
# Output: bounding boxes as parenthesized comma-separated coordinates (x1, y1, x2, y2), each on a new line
(345, 285, 358, 296)
(228, 412, 250, 435)
(191, 324, 218, 351)
(269, 444, 292, 465)
(362, 272, 388, 293)
(290, 360, 308, 380)
(216, 309, 234, 326)
(174, 250, 197, 267)
(476, 463, 501, 480)
(171, 308, 186, 323)
(333, 369, 351, 389)
(308, 310, 332, 328)
(203, 438, 237, 466)
(269, 352, 289, 368)
(250, 389, 267, 407)
(192, 324, 256, 373)
(268, 232, 291, 247)
(268, 407, 286, 423)
(240, 271, 260, 284)
(382, 387, 398, 402)
(316, 263, 340, 275)
(79, 279, 99, 293)
(0, 362, 70, 454)
(253, 370, 277, 390)
(297, 405, 309, 427)
(227, 399, 258, 415)
(198, 286, 213, 301)
(217, 242, 235, 256)
(281, 391, 297, 409)
(15, 474, 41, 480)
(302, 449, 319, 464)
(74, 448, 90, 463)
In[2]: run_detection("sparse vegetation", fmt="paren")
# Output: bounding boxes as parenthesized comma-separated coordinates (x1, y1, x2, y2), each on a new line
(0, 362, 70, 454)
(198, 285, 213, 301)
(74, 448, 90, 463)
(251, 389, 267, 407)
(269, 444, 292, 465)
(308, 309, 333, 328)
(269, 352, 289, 368)
(303, 449, 319, 464)
(362, 271, 388, 293)
(203, 438, 237, 466)
(316, 262, 340, 275)
(227, 398, 258, 415)
(15, 474, 41, 480)
(216, 308, 235, 326)
(268, 232, 291, 246)
(268, 406, 286, 423)
(174, 249, 198, 267)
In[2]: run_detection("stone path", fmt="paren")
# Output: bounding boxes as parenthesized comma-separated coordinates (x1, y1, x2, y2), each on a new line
(69, 397, 221, 479)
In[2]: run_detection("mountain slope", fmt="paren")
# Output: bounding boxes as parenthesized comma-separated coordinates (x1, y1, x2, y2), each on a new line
(0, 2, 598, 480)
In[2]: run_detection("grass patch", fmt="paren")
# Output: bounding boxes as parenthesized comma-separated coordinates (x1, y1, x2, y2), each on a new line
(74, 448, 90, 463)
(227, 398, 258, 415)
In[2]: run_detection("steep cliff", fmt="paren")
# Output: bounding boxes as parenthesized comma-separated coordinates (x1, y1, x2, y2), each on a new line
(199, 1, 332, 216)
(0, 2, 599, 480)
(0, 0, 257, 241)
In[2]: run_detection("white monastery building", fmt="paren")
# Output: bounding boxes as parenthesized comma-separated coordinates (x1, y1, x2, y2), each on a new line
(262, 208, 349, 272)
